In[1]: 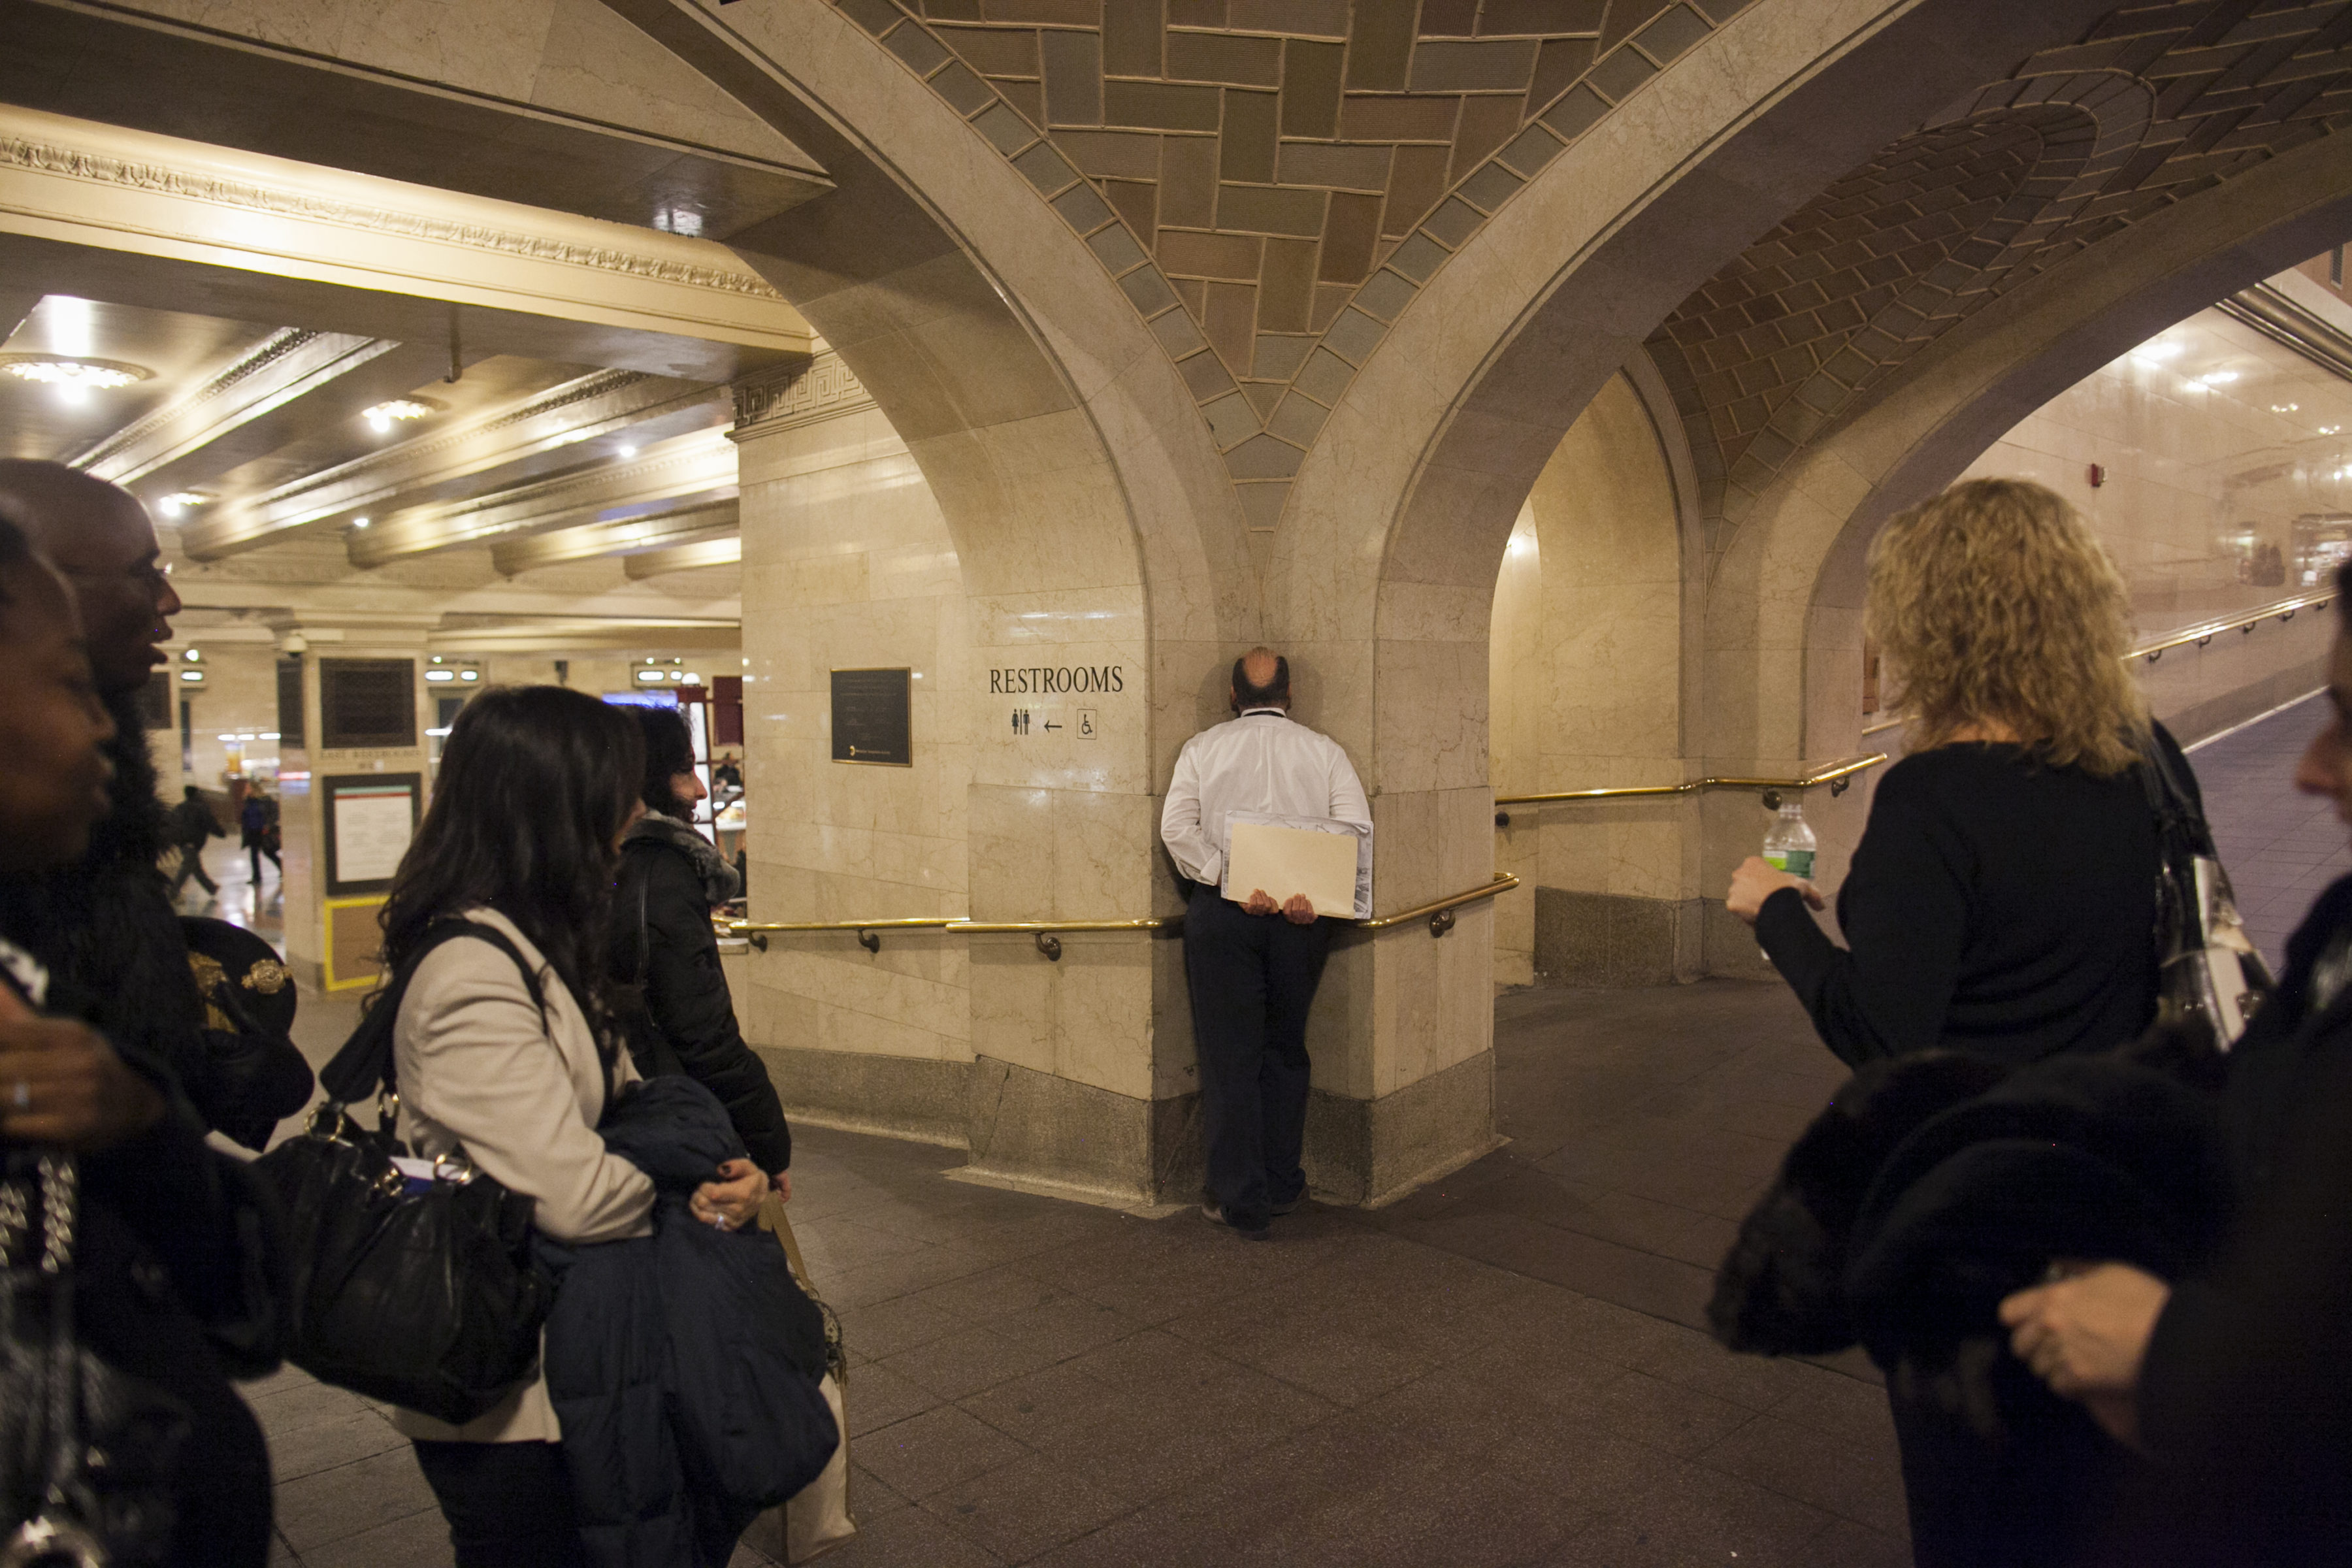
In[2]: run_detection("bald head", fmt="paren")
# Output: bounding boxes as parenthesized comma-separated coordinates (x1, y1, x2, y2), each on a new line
(0, 461, 176, 696)
(1231, 646, 1290, 712)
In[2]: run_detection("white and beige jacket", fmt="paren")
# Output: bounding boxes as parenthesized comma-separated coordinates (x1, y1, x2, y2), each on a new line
(386, 907, 655, 1444)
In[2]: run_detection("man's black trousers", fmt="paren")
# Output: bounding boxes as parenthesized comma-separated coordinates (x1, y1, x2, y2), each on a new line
(1182, 890, 1333, 1230)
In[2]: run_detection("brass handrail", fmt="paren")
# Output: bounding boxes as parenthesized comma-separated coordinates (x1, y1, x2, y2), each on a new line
(1860, 592, 2335, 736)
(2135, 591, 2333, 661)
(1359, 874, 1520, 935)
(726, 875, 1522, 956)
(1494, 753, 1886, 825)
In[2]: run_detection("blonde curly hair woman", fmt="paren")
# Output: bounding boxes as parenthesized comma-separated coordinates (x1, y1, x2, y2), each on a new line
(1725, 478, 2204, 1568)
(1728, 476, 2191, 1064)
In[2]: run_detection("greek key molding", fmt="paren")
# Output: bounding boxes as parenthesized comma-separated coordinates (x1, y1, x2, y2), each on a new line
(731, 351, 872, 433)
(0, 135, 787, 301)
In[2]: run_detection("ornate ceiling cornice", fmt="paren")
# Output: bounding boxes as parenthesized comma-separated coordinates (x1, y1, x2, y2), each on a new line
(730, 350, 875, 434)
(0, 133, 789, 302)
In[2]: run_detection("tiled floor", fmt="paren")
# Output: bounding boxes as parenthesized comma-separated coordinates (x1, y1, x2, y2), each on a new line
(2187, 691, 2347, 972)
(247, 977, 1902, 1567)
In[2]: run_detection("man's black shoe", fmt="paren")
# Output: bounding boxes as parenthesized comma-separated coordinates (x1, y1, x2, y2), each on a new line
(1269, 1196, 1302, 1217)
(1201, 1201, 1271, 1241)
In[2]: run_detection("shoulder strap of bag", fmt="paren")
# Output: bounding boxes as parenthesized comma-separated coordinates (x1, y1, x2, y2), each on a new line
(317, 920, 547, 1105)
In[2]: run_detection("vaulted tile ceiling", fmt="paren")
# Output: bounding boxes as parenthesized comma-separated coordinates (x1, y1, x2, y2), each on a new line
(836, 0, 2352, 532)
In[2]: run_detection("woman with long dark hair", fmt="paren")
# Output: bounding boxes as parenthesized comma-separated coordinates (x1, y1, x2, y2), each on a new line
(378, 686, 764, 1568)
(608, 704, 792, 1189)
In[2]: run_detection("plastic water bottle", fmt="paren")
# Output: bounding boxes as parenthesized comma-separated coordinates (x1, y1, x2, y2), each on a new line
(1758, 800, 1818, 962)
(1762, 799, 1818, 882)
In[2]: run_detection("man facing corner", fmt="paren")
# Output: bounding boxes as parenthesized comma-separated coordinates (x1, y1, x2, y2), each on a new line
(1161, 648, 1369, 1241)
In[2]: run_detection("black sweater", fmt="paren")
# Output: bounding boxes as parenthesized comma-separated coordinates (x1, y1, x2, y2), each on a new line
(1757, 737, 2190, 1066)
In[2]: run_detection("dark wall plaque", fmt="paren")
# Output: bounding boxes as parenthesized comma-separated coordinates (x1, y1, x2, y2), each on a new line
(319, 658, 416, 749)
(276, 657, 306, 749)
(830, 667, 912, 766)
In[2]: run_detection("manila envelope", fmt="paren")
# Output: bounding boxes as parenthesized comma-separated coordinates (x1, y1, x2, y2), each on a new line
(1225, 821, 1360, 917)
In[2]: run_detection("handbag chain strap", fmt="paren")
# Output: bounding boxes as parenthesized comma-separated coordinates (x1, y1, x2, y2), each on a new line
(0, 1156, 73, 1275)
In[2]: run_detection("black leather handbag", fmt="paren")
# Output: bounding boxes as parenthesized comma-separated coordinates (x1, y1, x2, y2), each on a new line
(2137, 733, 2274, 1051)
(250, 922, 554, 1426)
(0, 1152, 190, 1568)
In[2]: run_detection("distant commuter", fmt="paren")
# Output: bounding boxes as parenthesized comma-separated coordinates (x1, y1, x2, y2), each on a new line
(169, 782, 223, 900)
(0, 510, 285, 1567)
(0, 461, 310, 1149)
(2002, 561, 2352, 1563)
(1725, 478, 2198, 1565)
(608, 704, 793, 1193)
(377, 687, 766, 1567)
(240, 787, 281, 890)
(1162, 648, 1369, 1241)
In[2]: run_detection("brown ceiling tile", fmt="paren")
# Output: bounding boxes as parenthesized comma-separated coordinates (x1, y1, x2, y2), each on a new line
(1419, 0, 1478, 36)
(1411, 38, 1538, 90)
(1257, 236, 1318, 332)
(1634, 5, 1710, 64)
(1230, 0, 1348, 37)
(1597, 0, 1669, 53)
(1482, 0, 1601, 34)
(1586, 43, 1656, 100)
(1450, 95, 1519, 180)
(1203, 280, 1258, 367)
(1179, 342, 1236, 398)
(1159, 133, 1221, 225)
(1219, 88, 1281, 182)
(1218, 182, 1330, 235)
(1167, 29, 1284, 85)
(984, 0, 1096, 22)
(996, 78, 1047, 124)
(923, 0, 985, 22)
(1105, 79, 1225, 129)
(1526, 35, 1597, 112)
(1171, 274, 1208, 320)
(1279, 140, 1393, 190)
(1043, 29, 1105, 124)
(1319, 189, 1382, 282)
(1239, 381, 1285, 417)
(1252, 333, 1314, 378)
(1168, 0, 1225, 24)
(1103, 176, 1160, 238)
(1056, 128, 1165, 176)
(1282, 39, 1347, 137)
(1102, 0, 1165, 75)
(1346, 0, 1418, 90)
(1381, 142, 1452, 235)
(1339, 93, 1460, 141)
(1160, 227, 1266, 278)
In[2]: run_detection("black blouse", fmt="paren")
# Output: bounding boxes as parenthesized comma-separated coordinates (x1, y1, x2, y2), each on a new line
(1756, 736, 2189, 1066)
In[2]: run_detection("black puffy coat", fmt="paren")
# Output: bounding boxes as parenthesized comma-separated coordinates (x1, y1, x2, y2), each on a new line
(608, 821, 791, 1174)
(537, 1077, 834, 1568)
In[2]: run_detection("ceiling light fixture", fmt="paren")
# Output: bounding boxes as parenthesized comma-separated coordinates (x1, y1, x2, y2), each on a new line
(2274, 404, 2301, 414)
(361, 398, 435, 434)
(2198, 370, 2240, 385)
(617, 444, 639, 460)
(2131, 341, 2185, 364)
(0, 355, 151, 391)
(2323, 425, 2344, 436)
(351, 516, 371, 530)
(425, 669, 455, 683)
(157, 491, 210, 518)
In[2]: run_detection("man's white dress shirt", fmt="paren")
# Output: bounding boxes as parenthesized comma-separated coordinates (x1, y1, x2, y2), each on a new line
(1160, 707, 1371, 890)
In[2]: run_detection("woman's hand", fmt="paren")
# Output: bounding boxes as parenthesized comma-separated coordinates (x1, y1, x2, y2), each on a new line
(1727, 856, 1825, 925)
(0, 988, 164, 1152)
(771, 1169, 792, 1203)
(691, 1157, 766, 1231)
(1999, 1262, 2170, 1445)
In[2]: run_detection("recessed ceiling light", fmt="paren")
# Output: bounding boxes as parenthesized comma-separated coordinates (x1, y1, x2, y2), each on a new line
(617, 444, 639, 460)
(157, 491, 210, 518)
(362, 398, 436, 433)
(2323, 425, 2343, 436)
(2273, 403, 2300, 414)
(351, 516, 371, 529)
(0, 355, 151, 391)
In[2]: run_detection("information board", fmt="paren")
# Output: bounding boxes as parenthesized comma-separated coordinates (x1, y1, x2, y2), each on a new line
(830, 668, 913, 766)
(323, 773, 421, 895)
